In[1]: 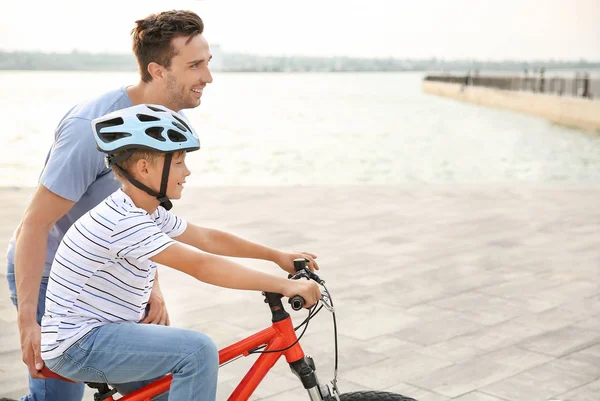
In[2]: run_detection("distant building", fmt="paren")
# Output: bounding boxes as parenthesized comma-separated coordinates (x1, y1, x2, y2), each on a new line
(210, 44, 223, 71)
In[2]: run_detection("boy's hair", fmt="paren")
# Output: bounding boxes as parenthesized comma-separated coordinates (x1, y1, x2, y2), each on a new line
(131, 10, 204, 83)
(112, 150, 162, 182)
(112, 150, 185, 182)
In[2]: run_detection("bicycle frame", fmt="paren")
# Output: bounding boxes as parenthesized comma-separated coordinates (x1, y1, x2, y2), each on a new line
(116, 313, 306, 401)
(40, 291, 321, 401)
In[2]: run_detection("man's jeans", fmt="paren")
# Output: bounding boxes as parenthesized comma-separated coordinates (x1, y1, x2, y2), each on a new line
(7, 262, 85, 401)
(7, 263, 219, 401)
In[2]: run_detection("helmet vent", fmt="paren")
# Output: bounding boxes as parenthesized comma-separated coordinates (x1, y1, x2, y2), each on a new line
(137, 114, 160, 122)
(172, 114, 191, 132)
(147, 105, 167, 113)
(97, 132, 131, 143)
(167, 129, 187, 142)
(145, 127, 166, 141)
(172, 121, 187, 131)
(95, 117, 124, 131)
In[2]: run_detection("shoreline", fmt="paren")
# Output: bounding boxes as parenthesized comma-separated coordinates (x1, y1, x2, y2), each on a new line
(423, 81, 600, 133)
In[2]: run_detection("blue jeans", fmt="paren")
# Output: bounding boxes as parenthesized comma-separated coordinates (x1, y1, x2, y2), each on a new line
(7, 263, 219, 401)
(6, 263, 85, 401)
(44, 323, 219, 401)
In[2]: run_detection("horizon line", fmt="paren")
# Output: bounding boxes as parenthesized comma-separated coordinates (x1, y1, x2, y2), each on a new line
(1, 49, 599, 64)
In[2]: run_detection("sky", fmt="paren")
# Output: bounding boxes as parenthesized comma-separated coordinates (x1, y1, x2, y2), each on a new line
(0, 0, 598, 60)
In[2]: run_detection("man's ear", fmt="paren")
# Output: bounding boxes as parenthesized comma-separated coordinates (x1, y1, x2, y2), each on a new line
(148, 62, 165, 81)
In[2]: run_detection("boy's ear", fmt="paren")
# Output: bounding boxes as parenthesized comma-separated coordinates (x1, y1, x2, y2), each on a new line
(136, 159, 150, 176)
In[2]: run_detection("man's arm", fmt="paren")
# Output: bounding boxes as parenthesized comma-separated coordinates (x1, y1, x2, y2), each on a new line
(175, 223, 319, 273)
(14, 185, 75, 378)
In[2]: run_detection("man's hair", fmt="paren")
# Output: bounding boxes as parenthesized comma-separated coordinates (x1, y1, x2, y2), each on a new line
(131, 10, 204, 83)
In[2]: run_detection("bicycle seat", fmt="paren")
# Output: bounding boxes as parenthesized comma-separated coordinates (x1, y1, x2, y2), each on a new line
(40, 366, 75, 383)
(41, 366, 117, 400)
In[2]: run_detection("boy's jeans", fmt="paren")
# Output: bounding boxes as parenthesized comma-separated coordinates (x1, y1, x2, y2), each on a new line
(7, 262, 85, 401)
(44, 323, 219, 401)
(7, 263, 219, 401)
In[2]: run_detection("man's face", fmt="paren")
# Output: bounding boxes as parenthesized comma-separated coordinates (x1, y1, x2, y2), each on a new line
(164, 34, 213, 111)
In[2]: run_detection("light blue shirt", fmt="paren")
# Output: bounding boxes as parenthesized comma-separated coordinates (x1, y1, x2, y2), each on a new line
(7, 87, 134, 277)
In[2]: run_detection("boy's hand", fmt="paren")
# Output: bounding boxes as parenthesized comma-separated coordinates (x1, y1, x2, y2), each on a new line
(276, 251, 319, 274)
(141, 290, 170, 326)
(283, 279, 322, 308)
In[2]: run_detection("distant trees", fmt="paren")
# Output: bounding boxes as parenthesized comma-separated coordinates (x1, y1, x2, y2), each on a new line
(0, 51, 598, 73)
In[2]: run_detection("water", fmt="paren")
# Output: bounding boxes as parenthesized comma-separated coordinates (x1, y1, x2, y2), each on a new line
(1, 71, 599, 186)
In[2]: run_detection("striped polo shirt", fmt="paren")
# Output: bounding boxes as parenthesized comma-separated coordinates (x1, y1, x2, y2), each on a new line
(40, 189, 187, 360)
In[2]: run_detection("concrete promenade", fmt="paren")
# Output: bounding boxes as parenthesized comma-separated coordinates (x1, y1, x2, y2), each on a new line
(1, 185, 599, 401)
(422, 81, 600, 134)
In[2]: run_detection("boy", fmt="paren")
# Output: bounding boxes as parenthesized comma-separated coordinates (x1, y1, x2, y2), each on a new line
(40, 104, 322, 401)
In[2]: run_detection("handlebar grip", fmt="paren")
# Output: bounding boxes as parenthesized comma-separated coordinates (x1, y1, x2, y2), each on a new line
(289, 295, 305, 311)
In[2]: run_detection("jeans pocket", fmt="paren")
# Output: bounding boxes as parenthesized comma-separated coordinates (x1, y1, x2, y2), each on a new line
(73, 327, 101, 352)
(60, 347, 108, 384)
(44, 354, 67, 373)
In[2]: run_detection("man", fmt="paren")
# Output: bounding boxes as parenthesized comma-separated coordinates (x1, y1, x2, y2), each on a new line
(5, 10, 213, 401)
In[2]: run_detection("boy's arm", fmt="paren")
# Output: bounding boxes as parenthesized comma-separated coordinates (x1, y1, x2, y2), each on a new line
(150, 242, 322, 306)
(174, 223, 319, 274)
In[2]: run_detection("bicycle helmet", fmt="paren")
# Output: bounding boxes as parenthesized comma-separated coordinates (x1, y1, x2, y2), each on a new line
(92, 104, 200, 210)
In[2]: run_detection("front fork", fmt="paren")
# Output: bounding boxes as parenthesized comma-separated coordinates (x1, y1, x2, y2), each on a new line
(289, 356, 341, 401)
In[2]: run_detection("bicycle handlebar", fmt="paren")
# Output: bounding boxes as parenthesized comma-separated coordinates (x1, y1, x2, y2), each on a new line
(287, 258, 327, 311)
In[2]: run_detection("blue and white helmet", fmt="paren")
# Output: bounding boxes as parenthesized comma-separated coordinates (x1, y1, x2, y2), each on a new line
(92, 104, 200, 154)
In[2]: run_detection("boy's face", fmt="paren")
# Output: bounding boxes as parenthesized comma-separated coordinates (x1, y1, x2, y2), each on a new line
(146, 152, 191, 200)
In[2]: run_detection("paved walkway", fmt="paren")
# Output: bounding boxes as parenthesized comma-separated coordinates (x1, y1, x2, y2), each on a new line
(1, 185, 599, 401)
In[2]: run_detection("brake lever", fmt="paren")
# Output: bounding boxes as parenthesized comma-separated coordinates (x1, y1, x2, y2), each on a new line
(289, 266, 334, 312)
(320, 289, 335, 313)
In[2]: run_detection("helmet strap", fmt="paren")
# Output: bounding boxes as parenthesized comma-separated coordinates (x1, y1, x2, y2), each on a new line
(106, 150, 134, 167)
(109, 152, 174, 211)
(158, 153, 173, 210)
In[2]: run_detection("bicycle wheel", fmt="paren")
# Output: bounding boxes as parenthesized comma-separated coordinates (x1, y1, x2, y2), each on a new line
(339, 391, 417, 401)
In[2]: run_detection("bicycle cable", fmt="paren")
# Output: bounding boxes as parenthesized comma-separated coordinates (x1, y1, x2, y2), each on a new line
(248, 302, 324, 355)
(221, 304, 322, 366)
(322, 281, 339, 386)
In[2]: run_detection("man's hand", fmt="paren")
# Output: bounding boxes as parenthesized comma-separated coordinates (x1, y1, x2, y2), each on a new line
(140, 287, 170, 326)
(18, 320, 46, 379)
(276, 251, 319, 275)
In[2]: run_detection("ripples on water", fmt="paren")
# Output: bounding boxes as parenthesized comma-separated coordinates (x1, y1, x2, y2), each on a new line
(1, 71, 599, 186)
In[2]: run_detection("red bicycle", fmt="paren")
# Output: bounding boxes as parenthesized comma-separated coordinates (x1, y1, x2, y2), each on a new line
(42, 259, 417, 401)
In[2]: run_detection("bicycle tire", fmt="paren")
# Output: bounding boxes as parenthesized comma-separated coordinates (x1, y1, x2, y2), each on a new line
(339, 391, 418, 401)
